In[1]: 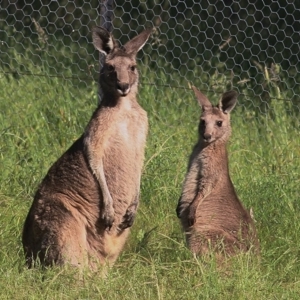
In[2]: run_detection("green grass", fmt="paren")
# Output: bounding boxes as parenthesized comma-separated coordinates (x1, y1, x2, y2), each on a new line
(1, 53, 300, 299)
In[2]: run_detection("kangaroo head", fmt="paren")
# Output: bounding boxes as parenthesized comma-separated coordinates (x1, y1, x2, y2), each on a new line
(92, 27, 152, 98)
(192, 86, 238, 145)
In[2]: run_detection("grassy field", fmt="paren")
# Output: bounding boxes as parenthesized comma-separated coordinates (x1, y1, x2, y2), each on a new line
(1, 50, 300, 299)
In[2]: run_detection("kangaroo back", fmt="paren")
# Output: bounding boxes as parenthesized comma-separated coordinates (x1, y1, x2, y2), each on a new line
(22, 27, 152, 270)
(177, 86, 259, 257)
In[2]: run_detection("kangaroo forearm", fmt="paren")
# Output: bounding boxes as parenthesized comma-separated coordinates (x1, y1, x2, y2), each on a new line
(179, 188, 201, 208)
(188, 192, 203, 213)
(83, 127, 113, 201)
(177, 176, 198, 218)
(90, 157, 113, 210)
(98, 163, 112, 202)
(179, 190, 196, 208)
(84, 139, 114, 227)
(88, 155, 114, 228)
(189, 182, 213, 211)
(198, 181, 213, 200)
(177, 188, 197, 218)
(180, 158, 201, 202)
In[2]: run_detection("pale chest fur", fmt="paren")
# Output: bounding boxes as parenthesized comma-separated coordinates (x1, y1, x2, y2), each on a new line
(105, 100, 148, 161)
(103, 100, 148, 209)
(113, 108, 148, 150)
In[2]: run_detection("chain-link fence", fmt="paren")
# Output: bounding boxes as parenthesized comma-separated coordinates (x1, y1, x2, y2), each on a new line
(1, 0, 300, 113)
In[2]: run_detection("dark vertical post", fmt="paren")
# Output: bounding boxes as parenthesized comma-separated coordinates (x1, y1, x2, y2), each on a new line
(98, 0, 114, 103)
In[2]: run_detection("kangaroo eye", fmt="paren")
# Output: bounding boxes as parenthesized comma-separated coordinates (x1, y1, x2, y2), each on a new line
(106, 64, 115, 72)
(200, 120, 205, 127)
(130, 65, 136, 72)
(216, 121, 223, 127)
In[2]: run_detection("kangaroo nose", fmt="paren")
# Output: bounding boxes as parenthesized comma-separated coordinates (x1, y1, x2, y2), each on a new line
(117, 82, 130, 95)
(203, 133, 212, 141)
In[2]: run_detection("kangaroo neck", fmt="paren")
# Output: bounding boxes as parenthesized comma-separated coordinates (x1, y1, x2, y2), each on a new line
(199, 140, 229, 172)
(99, 91, 137, 108)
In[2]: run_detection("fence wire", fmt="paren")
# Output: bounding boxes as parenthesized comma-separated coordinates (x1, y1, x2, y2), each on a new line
(1, 1, 300, 111)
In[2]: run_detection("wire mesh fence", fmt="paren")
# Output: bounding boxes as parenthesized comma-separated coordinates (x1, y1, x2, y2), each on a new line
(1, 0, 300, 114)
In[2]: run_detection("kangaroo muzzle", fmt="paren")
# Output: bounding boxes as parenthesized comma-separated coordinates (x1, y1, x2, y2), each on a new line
(203, 133, 212, 142)
(117, 82, 130, 96)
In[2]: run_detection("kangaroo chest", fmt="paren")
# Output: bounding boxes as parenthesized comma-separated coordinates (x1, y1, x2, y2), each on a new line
(102, 108, 148, 204)
(195, 155, 245, 222)
(109, 109, 147, 152)
(115, 117, 147, 147)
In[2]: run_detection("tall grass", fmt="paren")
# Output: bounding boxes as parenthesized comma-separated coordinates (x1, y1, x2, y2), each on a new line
(0, 49, 300, 299)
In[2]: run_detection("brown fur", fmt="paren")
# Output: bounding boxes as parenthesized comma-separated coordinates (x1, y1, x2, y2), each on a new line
(22, 27, 152, 269)
(176, 86, 259, 257)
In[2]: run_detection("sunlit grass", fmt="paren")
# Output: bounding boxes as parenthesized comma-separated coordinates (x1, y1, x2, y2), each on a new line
(0, 53, 300, 299)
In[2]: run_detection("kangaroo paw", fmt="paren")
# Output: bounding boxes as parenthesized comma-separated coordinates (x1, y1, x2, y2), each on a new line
(118, 208, 136, 230)
(176, 200, 182, 218)
(187, 205, 197, 227)
(101, 205, 115, 230)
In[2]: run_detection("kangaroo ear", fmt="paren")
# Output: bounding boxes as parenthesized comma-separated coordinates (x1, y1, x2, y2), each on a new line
(92, 26, 118, 55)
(218, 91, 238, 114)
(192, 86, 212, 111)
(123, 28, 153, 55)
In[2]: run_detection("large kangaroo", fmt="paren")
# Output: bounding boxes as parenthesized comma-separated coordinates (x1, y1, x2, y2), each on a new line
(176, 86, 259, 257)
(22, 26, 152, 269)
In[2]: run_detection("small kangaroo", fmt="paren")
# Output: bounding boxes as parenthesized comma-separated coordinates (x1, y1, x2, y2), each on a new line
(22, 26, 152, 269)
(176, 86, 259, 257)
